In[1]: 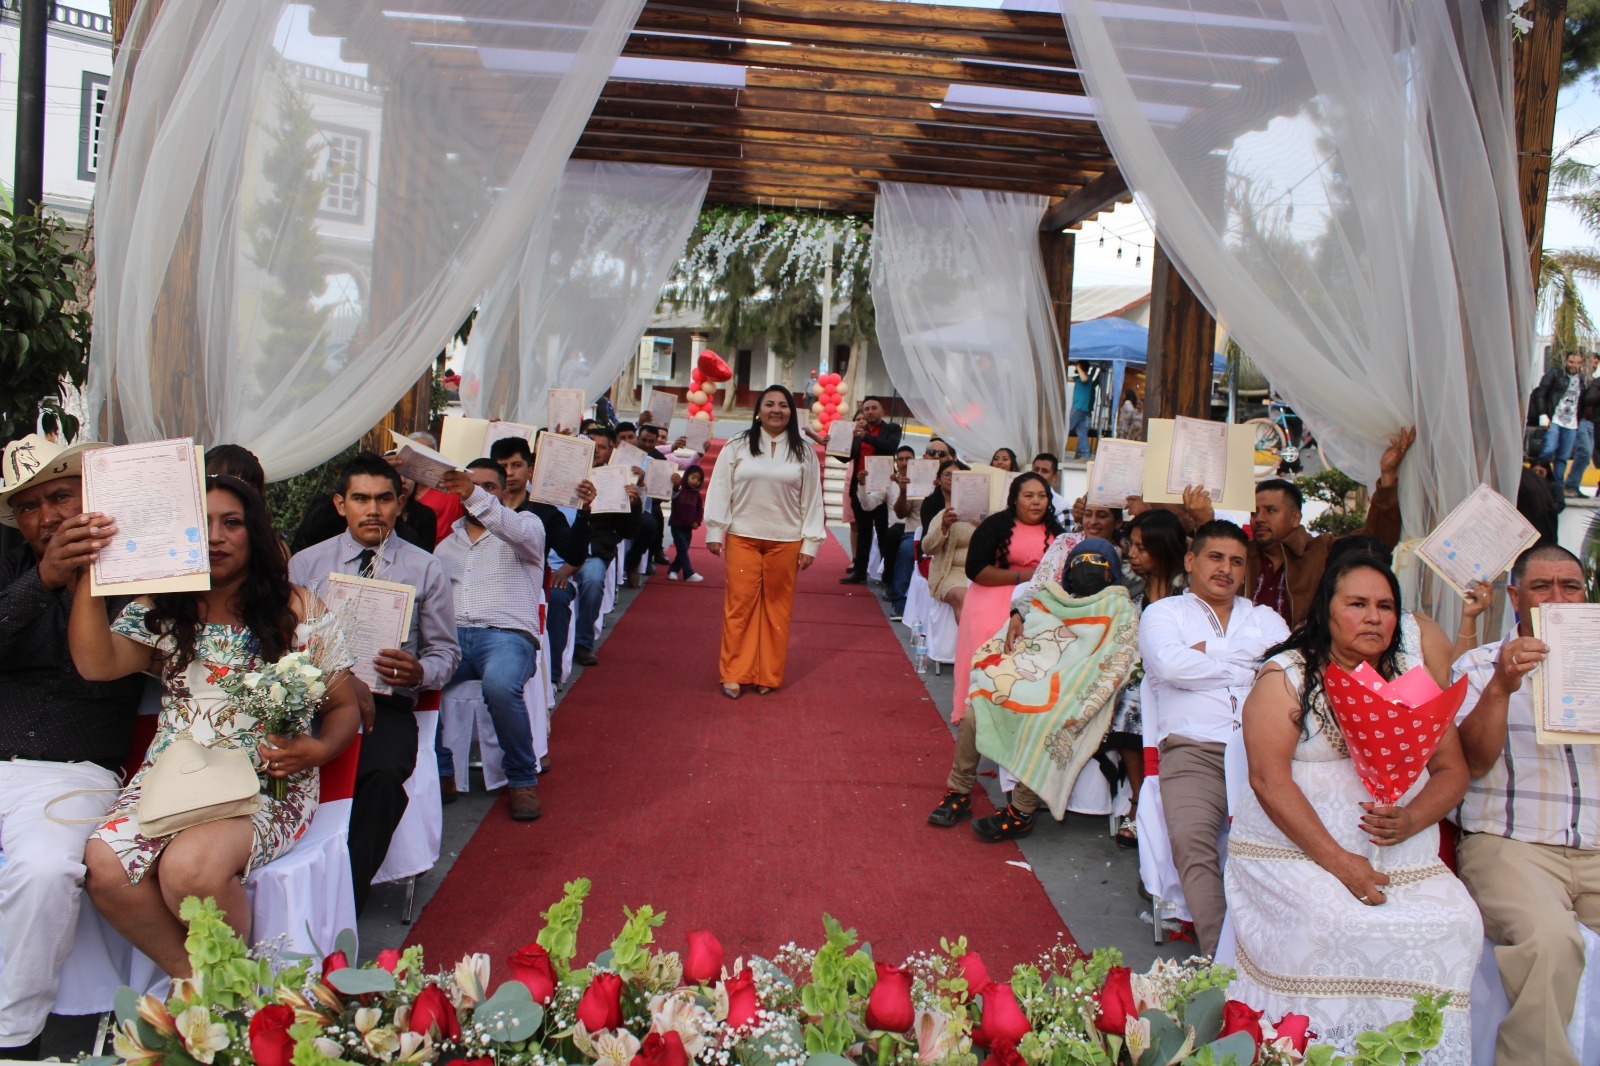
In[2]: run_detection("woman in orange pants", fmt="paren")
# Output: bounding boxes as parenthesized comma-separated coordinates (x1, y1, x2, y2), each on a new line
(704, 385, 825, 698)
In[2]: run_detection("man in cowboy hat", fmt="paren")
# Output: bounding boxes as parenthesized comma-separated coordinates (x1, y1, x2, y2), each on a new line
(0, 433, 144, 1058)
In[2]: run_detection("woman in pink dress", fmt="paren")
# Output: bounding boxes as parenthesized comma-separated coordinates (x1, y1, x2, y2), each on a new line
(952, 473, 1066, 727)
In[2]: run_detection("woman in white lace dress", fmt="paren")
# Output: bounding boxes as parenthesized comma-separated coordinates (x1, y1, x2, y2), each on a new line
(1226, 553, 1481, 1062)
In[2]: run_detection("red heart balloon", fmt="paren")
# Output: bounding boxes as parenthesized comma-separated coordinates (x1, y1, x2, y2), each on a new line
(697, 350, 733, 382)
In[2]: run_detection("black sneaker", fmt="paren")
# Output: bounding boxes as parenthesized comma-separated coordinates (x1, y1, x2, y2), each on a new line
(574, 646, 599, 667)
(927, 791, 971, 827)
(972, 804, 1034, 842)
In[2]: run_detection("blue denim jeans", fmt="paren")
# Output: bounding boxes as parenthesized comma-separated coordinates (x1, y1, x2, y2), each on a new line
(572, 555, 609, 651)
(441, 627, 539, 788)
(1541, 423, 1578, 486)
(545, 583, 575, 683)
(1564, 421, 1594, 492)
(668, 526, 696, 577)
(1069, 407, 1092, 458)
(890, 532, 915, 613)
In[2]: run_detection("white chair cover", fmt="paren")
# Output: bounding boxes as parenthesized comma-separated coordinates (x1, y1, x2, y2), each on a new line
(560, 604, 577, 686)
(903, 565, 933, 633)
(926, 598, 958, 666)
(867, 540, 883, 581)
(373, 710, 442, 885)
(1135, 676, 1191, 922)
(438, 678, 548, 794)
(1470, 924, 1600, 1066)
(247, 797, 356, 956)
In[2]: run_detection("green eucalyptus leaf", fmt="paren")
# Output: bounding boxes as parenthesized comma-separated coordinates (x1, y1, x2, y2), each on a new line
(475, 980, 544, 1043)
(805, 1052, 856, 1066)
(326, 967, 397, 995)
(592, 949, 616, 969)
(333, 928, 358, 962)
(113, 985, 142, 1026)
(1194, 1031, 1255, 1066)
(1183, 986, 1226, 1047)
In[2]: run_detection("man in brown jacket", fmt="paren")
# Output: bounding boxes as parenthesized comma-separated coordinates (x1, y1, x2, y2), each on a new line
(1187, 428, 1414, 627)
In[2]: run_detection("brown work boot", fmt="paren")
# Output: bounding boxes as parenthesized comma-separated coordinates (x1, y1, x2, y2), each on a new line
(508, 786, 543, 822)
(439, 776, 458, 805)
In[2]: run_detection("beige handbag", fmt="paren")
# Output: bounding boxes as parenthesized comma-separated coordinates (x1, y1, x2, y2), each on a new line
(136, 735, 264, 836)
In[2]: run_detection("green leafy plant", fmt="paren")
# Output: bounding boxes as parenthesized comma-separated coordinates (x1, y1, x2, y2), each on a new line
(0, 209, 93, 444)
(1295, 467, 1368, 537)
(261, 443, 359, 542)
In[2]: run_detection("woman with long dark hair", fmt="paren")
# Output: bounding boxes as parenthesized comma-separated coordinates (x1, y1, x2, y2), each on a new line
(1108, 508, 1185, 845)
(1226, 553, 1480, 1058)
(952, 473, 1065, 723)
(68, 475, 361, 977)
(704, 385, 825, 698)
(989, 447, 1019, 473)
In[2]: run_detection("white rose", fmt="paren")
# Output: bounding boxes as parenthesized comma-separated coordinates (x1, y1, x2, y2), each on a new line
(268, 682, 288, 705)
(242, 672, 263, 690)
(306, 680, 326, 701)
(298, 663, 321, 680)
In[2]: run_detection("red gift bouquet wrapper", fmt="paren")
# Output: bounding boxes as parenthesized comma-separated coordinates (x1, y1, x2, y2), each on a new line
(1322, 661, 1469, 805)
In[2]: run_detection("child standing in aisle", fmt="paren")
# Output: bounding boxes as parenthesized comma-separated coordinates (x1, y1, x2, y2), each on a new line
(668, 465, 706, 582)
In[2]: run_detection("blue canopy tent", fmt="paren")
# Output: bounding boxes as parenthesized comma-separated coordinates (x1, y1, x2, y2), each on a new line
(1066, 316, 1226, 434)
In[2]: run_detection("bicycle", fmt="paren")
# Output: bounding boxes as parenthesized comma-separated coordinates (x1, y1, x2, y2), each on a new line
(1246, 395, 1325, 473)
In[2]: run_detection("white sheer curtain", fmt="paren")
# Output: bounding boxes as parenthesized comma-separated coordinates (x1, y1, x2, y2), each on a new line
(871, 183, 1067, 462)
(460, 161, 709, 420)
(89, 0, 645, 479)
(1058, 1, 1532, 544)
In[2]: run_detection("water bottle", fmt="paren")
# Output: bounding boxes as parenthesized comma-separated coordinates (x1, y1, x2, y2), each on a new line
(912, 623, 928, 674)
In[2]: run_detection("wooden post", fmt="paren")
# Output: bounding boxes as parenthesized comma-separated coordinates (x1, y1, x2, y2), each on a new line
(1145, 238, 1216, 420)
(1513, 0, 1567, 296)
(361, 75, 440, 453)
(1038, 227, 1075, 456)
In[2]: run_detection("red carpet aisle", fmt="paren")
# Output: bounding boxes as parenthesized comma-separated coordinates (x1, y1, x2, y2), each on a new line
(406, 528, 1073, 971)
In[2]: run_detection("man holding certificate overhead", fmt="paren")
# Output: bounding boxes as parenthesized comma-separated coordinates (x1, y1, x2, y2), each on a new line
(1184, 428, 1414, 627)
(434, 460, 548, 822)
(0, 434, 143, 1057)
(1452, 543, 1599, 1066)
(288, 453, 460, 912)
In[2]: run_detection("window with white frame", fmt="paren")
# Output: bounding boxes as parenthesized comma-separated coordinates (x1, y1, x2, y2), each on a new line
(319, 130, 365, 219)
(78, 73, 110, 182)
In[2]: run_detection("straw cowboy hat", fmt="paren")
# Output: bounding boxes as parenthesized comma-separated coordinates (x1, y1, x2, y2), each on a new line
(0, 433, 109, 526)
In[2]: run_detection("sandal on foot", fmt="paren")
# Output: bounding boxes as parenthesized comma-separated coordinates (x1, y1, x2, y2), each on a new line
(720, 684, 742, 700)
(927, 790, 972, 827)
(1114, 815, 1139, 849)
(756, 685, 774, 695)
(972, 803, 1034, 842)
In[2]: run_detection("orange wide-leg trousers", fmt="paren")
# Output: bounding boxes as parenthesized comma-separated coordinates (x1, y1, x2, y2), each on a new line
(718, 533, 802, 688)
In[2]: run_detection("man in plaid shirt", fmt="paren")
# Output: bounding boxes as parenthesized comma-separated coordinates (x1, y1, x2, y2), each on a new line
(1453, 543, 1598, 1066)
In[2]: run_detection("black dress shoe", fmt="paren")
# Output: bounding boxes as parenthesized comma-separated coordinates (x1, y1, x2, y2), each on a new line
(574, 646, 599, 666)
(839, 574, 867, 584)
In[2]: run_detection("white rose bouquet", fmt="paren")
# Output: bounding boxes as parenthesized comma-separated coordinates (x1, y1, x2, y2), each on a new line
(212, 612, 356, 800)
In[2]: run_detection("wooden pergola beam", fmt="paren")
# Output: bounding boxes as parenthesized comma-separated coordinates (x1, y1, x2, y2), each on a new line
(1039, 166, 1130, 232)
(1514, 0, 1567, 296)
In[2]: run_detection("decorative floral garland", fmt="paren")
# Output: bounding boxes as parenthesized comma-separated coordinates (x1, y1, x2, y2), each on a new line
(668, 209, 873, 303)
(92, 885, 1447, 1066)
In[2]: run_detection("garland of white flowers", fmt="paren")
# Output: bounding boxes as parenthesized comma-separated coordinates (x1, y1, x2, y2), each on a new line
(669, 209, 874, 298)
(1507, 0, 1532, 36)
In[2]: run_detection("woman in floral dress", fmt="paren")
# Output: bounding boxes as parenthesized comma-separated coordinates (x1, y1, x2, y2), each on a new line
(69, 474, 361, 977)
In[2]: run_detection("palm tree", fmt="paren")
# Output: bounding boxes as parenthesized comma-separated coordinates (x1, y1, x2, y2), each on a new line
(1537, 127, 1600, 363)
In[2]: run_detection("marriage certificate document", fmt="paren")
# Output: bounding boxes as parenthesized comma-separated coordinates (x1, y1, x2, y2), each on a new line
(587, 464, 632, 514)
(684, 418, 714, 453)
(546, 389, 585, 435)
(948, 471, 992, 523)
(84, 438, 211, 596)
(645, 389, 676, 431)
(528, 432, 594, 509)
(643, 458, 676, 501)
(906, 459, 939, 499)
(1416, 484, 1538, 597)
(388, 431, 462, 490)
(1087, 440, 1147, 507)
(864, 456, 894, 493)
(323, 573, 414, 696)
(1532, 603, 1600, 744)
